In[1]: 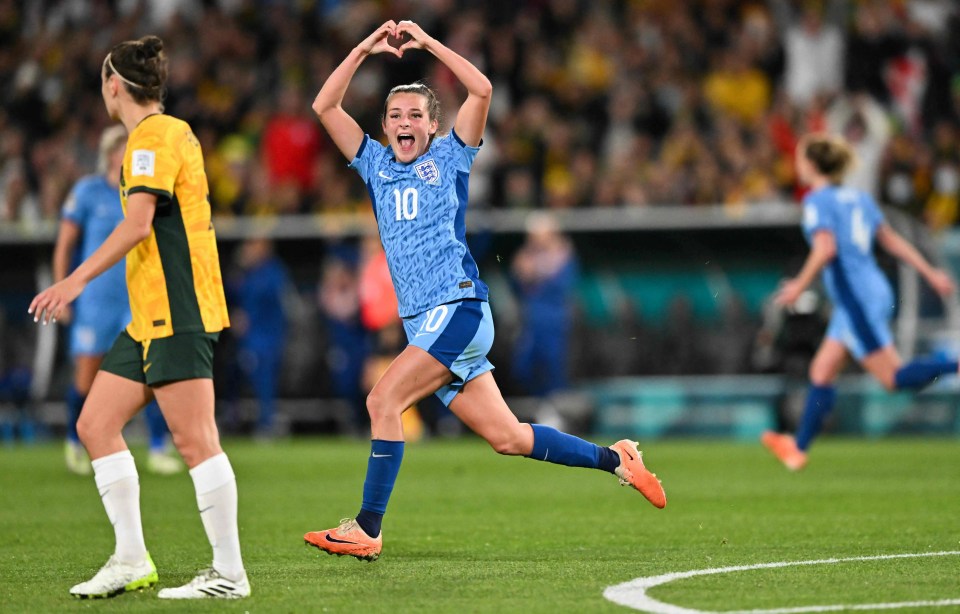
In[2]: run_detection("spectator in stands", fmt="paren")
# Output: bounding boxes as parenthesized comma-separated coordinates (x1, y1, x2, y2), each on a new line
(260, 82, 323, 213)
(703, 45, 772, 125)
(924, 120, 960, 230)
(880, 133, 931, 220)
(771, 0, 846, 108)
(825, 92, 891, 197)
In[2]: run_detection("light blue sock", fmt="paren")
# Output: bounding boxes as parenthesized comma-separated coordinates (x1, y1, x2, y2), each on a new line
(795, 384, 836, 451)
(894, 358, 958, 390)
(527, 424, 619, 472)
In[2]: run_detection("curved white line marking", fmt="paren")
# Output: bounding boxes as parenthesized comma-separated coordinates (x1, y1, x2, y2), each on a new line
(604, 550, 960, 613)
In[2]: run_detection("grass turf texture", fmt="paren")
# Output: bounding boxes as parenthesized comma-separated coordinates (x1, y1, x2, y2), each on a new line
(0, 437, 957, 613)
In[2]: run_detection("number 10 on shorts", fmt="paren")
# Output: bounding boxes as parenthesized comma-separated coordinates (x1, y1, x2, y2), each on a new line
(417, 304, 449, 336)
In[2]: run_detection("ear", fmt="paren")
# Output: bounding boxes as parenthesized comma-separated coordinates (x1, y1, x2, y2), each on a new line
(429, 118, 439, 135)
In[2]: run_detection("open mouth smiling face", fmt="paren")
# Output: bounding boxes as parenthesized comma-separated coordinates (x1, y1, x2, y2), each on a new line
(383, 92, 438, 163)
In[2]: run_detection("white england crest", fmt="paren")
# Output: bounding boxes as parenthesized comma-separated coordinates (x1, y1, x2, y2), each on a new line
(414, 159, 440, 185)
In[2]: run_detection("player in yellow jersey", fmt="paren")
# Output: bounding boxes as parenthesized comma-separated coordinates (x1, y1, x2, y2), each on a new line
(29, 35, 249, 600)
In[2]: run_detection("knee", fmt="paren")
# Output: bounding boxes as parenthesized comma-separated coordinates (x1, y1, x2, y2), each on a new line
(486, 426, 530, 456)
(878, 372, 897, 392)
(808, 364, 836, 387)
(168, 424, 220, 468)
(365, 389, 399, 425)
(75, 413, 98, 447)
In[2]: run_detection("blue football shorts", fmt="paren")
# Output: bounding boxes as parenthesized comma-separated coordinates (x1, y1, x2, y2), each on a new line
(825, 301, 893, 360)
(402, 299, 495, 406)
(70, 303, 129, 357)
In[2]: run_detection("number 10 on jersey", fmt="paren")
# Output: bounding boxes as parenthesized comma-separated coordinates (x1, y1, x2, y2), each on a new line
(394, 187, 419, 221)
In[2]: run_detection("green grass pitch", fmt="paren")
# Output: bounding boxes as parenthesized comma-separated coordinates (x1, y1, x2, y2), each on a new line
(1, 437, 958, 612)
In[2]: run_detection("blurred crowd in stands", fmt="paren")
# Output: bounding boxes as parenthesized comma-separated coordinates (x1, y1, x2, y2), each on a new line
(2, 0, 960, 436)
(1, 0, 959, 226)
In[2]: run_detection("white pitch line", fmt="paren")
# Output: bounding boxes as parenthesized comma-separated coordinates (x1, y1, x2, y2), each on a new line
(603, 550, 960, 614)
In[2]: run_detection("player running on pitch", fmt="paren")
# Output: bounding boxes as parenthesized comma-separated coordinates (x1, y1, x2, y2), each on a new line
(304, 20, 665, 563)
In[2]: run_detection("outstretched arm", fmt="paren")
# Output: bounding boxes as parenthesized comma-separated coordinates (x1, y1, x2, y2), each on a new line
(395, 21, 492, 147)
(776, 230, 837, 307)
(50, 219, 81, 323)
(313, 21, 401, 159)
(875, 223, 955, 297)
(30, 194, 156, 324)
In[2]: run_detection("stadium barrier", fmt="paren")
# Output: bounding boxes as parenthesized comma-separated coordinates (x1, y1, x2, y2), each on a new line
(589, 374, 960, 441)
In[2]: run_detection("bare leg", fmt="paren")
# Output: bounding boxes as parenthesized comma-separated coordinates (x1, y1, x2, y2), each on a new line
(152, 378, 221, 468)
(76, 371, 151, 459)
(153, 378, 244, 581)
(75, 371, 152, 565)
(447, 372, 533, 455)
(366, 346, 453, 441)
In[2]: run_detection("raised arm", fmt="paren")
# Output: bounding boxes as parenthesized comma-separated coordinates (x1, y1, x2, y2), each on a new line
(395, 21, 492, 147)
(312, 21, 401, 160)
(875, 223, 955, 297)
(776, 230, 837, 307)
(30, 194, 156, 324)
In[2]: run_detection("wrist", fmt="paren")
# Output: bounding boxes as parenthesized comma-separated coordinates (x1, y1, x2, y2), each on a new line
(421, 35, 438, 53)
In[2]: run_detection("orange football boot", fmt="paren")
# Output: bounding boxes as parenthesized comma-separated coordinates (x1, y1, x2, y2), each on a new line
(761, 431, 808, 471)
(610, 440, 666, 509)
(304, 518, 382, 561)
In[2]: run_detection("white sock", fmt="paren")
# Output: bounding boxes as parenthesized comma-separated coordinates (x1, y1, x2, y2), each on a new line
(190, 453, 244, 580)
(91, 450, 147, 564)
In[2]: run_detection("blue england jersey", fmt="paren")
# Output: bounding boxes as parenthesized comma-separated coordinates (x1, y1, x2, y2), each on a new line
(802, 185, 894, 319)
(61, 175, 129, 318)
(350, 131, 489, 317)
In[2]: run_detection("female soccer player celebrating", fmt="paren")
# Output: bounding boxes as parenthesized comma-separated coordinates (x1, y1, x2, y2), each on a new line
(30, 36, 249, 599)
(763, 134, 957, 471)
(304, 20, 665, 562)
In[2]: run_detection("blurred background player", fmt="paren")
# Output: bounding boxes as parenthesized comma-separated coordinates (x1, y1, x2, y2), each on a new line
(303, 20, 665, 564)
(225, 236, 290, 439)
(53, 125, 182, 476)
(510, 211, 578, 399)
(763, 133, 958, 470)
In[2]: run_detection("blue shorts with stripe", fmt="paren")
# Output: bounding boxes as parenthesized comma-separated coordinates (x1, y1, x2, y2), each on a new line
(825, 301, 893, 360)
(402, 299, 495, 406)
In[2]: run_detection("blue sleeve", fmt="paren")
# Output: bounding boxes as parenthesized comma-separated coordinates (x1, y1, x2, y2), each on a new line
(864, 191, 885, 228)
(802, 193, 835, 237)
(61, 181, 88, 226)
(348, 135, 384, 182)
(448, 130, 482, 172)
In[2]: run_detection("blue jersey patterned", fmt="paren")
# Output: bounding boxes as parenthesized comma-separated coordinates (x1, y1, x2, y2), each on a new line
(802, 185, 894, 325)
(61, 175, 129, 319)
(350, 130, 489, 317)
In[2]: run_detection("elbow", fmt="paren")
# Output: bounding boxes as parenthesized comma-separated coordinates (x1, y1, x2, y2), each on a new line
(312, 95, 337, 120)
(314, 106, 339, 129)
(132, 221, 152, 242)
(476, 79, 493, 100)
